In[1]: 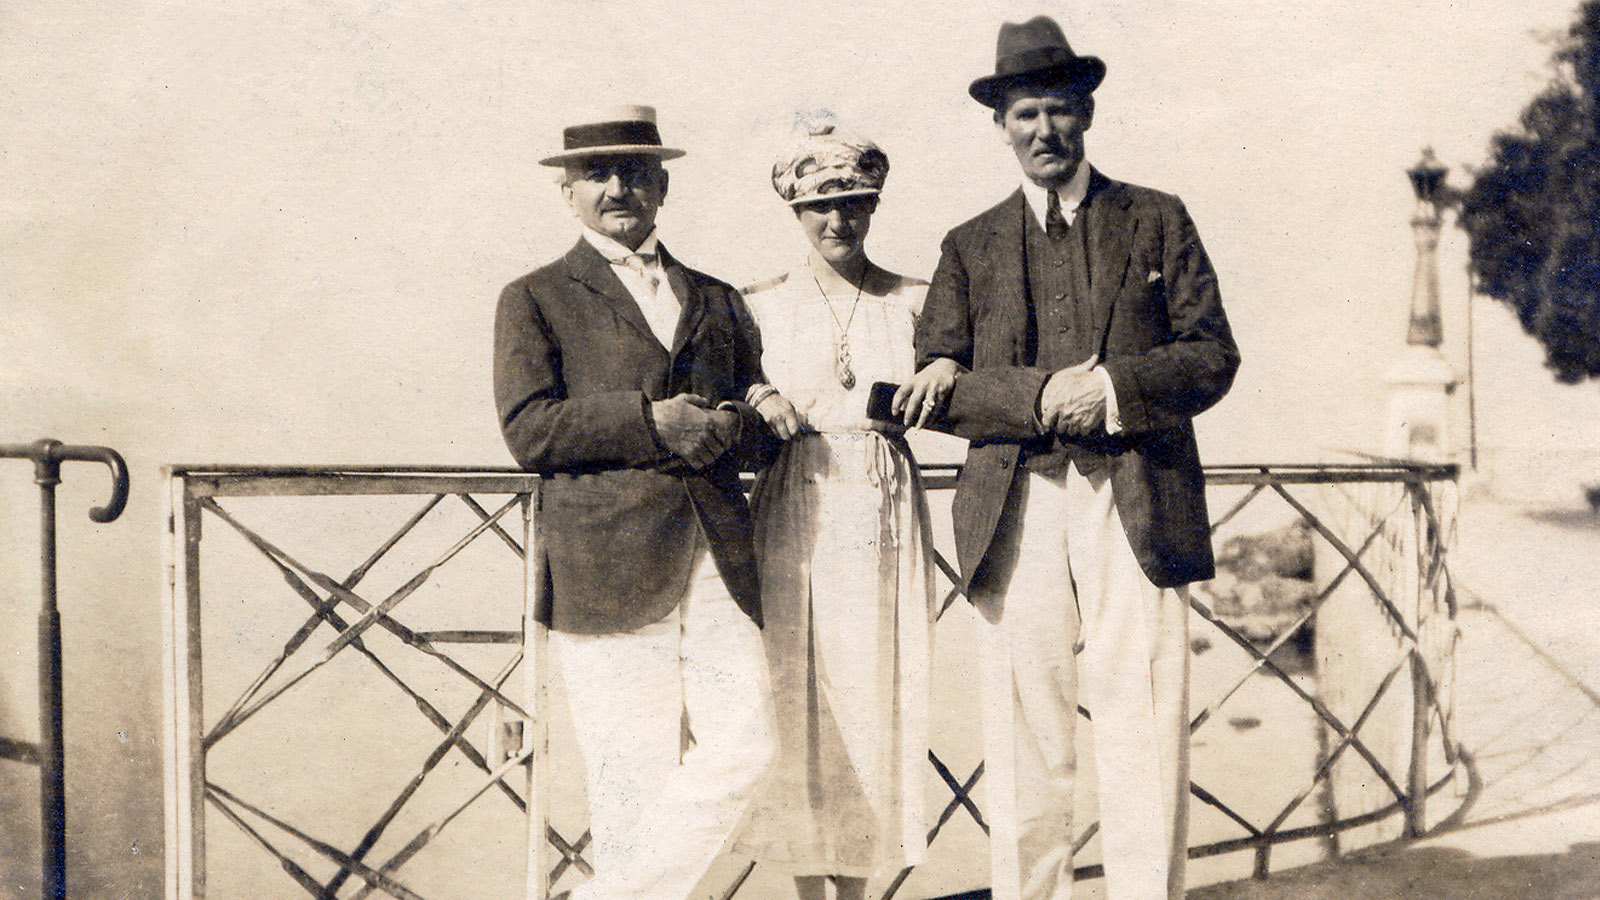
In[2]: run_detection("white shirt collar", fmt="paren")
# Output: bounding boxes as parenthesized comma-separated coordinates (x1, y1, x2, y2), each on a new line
(581, 227, 679, 347)
(582, 227, 661, 263)
(1020, 160, 1091, 231)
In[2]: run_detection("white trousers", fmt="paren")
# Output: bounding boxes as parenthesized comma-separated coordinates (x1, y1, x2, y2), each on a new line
(552, 539, 777, 900)
(974, 468, 1190, 900)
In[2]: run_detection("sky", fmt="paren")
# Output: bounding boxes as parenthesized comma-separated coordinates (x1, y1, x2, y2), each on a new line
(5, 0, 1599, 473)
(3, 1, 1600, 895)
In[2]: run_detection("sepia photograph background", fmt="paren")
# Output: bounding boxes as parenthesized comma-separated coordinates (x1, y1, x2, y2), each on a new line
(4, 2, 1599, 898)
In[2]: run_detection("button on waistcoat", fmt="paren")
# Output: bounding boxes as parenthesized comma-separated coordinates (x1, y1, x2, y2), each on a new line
(1021, 204, 1110, 476)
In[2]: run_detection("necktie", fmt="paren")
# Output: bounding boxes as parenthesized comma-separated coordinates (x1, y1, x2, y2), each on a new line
(616, 251, 679, 348)
(1045, 190, 1069, 241)
(620, 252, 661, 294)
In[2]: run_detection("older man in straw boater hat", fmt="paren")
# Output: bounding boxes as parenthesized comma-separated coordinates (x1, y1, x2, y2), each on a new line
(493, 104, 779, 900)
(894, 15, 1239, 900)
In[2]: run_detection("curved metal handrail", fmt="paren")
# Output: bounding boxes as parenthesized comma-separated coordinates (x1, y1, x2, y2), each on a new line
(0, 438, 130, 522)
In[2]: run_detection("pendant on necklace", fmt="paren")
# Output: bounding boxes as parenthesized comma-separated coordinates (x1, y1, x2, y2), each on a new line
(836, 341, 857, 389)
(814, 271, 863, 389)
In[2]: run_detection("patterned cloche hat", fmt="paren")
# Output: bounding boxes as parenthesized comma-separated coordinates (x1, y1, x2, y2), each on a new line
(771, 122, 889, 207)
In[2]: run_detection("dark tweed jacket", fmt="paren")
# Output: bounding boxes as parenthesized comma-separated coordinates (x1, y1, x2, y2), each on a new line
(916, 169, 1240, 604)
(494, 238, 777, 634)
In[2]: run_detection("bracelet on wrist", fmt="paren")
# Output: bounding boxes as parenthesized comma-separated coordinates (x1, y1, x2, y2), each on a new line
(746, 383, 778, 408)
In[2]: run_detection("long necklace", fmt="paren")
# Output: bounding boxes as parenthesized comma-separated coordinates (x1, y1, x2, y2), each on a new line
(812, 270, 865, 389)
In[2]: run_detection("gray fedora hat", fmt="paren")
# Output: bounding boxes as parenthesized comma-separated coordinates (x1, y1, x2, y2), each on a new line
(968, 15, 1106, 109)
(538, 104, 686, 167)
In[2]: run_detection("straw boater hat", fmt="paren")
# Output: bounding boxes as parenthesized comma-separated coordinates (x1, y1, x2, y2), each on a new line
(538, 104, 686, 167)
(967, 15, 1106, 109)
(770, 124, 889, 207)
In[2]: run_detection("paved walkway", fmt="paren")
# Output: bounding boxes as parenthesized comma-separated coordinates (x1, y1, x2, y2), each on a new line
(1189, 495, 1600, 899)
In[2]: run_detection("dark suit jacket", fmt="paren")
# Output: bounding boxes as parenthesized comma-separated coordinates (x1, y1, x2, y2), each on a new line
(494, 238, 777, 634)
(916, 170, 1239, 601)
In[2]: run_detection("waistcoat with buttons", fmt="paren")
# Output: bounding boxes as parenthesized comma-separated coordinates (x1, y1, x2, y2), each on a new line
(1020, 202, 1110, 476)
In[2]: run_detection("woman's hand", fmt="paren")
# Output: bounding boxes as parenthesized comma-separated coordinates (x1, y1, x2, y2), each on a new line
(892, 358, 960, 429)
(756, 390, 803, 440)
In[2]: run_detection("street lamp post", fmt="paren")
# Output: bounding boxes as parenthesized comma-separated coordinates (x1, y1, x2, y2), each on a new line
(1383, 148, 1460, 463)
(1405, 148, 1450, 348)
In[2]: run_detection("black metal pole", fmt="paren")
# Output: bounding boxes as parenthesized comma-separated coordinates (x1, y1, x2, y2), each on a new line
(1, 438, 128, 900)
(37, 462, 66, 900)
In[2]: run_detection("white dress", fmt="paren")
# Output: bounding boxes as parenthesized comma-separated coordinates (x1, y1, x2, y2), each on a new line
(735, 265, 937, 877)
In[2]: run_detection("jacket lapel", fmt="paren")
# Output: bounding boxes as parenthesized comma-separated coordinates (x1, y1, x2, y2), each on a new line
(659, 245, 704, 357)
(562, 239, 666, 353)
(985, 190, 1033, 361)
(1083, 169, 1138, 356)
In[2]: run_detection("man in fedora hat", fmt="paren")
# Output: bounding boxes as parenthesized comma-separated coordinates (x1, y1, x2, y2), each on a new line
(894, 15, 1239, 900)
(493, 104, 778, 900)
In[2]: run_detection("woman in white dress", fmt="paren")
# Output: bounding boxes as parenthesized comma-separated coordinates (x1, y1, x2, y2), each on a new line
(736, 126, 950, 900)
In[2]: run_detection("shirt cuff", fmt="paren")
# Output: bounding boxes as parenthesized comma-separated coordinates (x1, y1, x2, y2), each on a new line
(642, 394, 668, 453)
(1095, 366, 1122, 434)
(715, 400, 746, 443)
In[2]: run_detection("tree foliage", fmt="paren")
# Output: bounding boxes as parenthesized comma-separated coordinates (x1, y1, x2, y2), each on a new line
(1461, 1, 1600, 384)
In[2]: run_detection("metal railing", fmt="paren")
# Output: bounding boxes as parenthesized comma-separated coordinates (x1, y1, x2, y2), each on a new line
(161, 461, 1464, 900)
(163, 466, 538, 900)
(2, 439, 129, 900)
(1185, 463, 1463, 876)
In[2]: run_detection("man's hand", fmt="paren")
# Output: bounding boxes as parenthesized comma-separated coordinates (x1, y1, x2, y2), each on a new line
(651, 394, 740, 469)
(893, 358, 960, 428)
(1039, 354, 1106, 435)
(755, 391, 803, 441)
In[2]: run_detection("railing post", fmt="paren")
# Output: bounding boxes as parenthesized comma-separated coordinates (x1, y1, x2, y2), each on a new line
(163, 472, 206, 899)
(523, 488, 551, 900)
(1405, 481, 1429, 838)
(1406, 650, 1429, 838)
